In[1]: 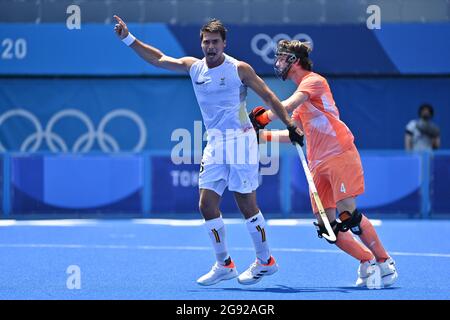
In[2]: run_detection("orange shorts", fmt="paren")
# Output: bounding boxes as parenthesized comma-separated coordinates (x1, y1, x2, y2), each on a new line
(309, 145, 365, 214)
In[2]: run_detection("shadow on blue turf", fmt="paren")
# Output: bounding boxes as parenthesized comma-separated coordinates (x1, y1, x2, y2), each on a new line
(337, 286, 400, 291)
(190, 285, 400, 294)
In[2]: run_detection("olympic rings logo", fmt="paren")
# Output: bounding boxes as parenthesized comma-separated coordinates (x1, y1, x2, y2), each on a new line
(0, 108, 147, 153)
(251, 33, 314, 64)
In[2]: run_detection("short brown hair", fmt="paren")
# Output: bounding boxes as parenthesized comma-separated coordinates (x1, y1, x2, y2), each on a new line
(200, 18, 227, 41)
(277, 39, 313, 71)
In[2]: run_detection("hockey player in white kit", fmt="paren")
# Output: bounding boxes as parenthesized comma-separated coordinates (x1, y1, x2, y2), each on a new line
(114, 16, 304, 285)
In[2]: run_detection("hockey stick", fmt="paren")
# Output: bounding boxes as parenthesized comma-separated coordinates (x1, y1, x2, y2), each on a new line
(294, 143, 337, 243)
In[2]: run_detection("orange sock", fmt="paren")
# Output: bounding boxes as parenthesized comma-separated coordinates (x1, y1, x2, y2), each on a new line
(358, 215, 389, 262)
(336, 230, 374, 262)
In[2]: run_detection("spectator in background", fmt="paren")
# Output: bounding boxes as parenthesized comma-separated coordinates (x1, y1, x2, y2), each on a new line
(405, 103, 440, 151)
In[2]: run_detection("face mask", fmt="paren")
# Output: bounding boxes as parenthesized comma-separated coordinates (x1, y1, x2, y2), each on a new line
(274, 48, 298, 81)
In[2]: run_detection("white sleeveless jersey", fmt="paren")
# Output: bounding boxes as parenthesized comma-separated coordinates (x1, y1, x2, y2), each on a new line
(189, 54, 253, 137)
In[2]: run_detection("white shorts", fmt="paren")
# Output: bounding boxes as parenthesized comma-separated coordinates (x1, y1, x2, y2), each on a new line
(198, 129, 259, 195)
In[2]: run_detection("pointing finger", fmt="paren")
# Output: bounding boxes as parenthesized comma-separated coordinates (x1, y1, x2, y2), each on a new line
(113, 15, 124, 25)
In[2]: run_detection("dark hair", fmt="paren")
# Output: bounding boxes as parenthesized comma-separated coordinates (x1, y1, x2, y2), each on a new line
(418, 103, 434, 117)
(277, 39, 313, 71)
(200, 18, 227, 41)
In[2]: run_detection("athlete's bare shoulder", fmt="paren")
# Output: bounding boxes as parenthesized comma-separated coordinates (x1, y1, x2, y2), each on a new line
(236, 60, 250, 71)
(180, 56, 201, 71)
(236, 61, 258, 84)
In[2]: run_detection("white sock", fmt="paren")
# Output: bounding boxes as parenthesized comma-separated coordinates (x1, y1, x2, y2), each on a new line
(245, 212, 271, 264)
(204, 217, 230, 265)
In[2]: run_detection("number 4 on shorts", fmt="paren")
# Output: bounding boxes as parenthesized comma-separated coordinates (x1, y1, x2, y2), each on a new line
(340, 183, 346, 193)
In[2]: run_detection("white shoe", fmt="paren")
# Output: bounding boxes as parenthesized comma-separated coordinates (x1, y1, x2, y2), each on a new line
(355, 259, 381, 289)
(378, 257, 398, 287)
(196, 260, 238, 286)
(237, 256, 278, 285)
(356, 257, 398, 288)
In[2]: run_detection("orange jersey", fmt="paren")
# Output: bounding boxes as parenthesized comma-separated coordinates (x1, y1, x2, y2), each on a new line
(292, 72, 355, 169)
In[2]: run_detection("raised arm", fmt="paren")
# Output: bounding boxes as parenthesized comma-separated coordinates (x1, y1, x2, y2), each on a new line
(113, 15, 198, 73)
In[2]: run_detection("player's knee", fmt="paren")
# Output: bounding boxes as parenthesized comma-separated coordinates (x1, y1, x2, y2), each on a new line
(234, 194, 258, 217)
(313, 220, 339, 244)
(239, 204, 259, 217)
(338, 208, 363, 235)
(198, 200, 210, 214)
(198, 200, 218, 218)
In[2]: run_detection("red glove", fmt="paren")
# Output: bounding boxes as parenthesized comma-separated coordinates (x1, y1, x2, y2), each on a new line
(249, 106, 271, 130)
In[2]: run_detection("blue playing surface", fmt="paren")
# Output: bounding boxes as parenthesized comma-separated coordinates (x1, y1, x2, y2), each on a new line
(0, 218, 449, 300)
